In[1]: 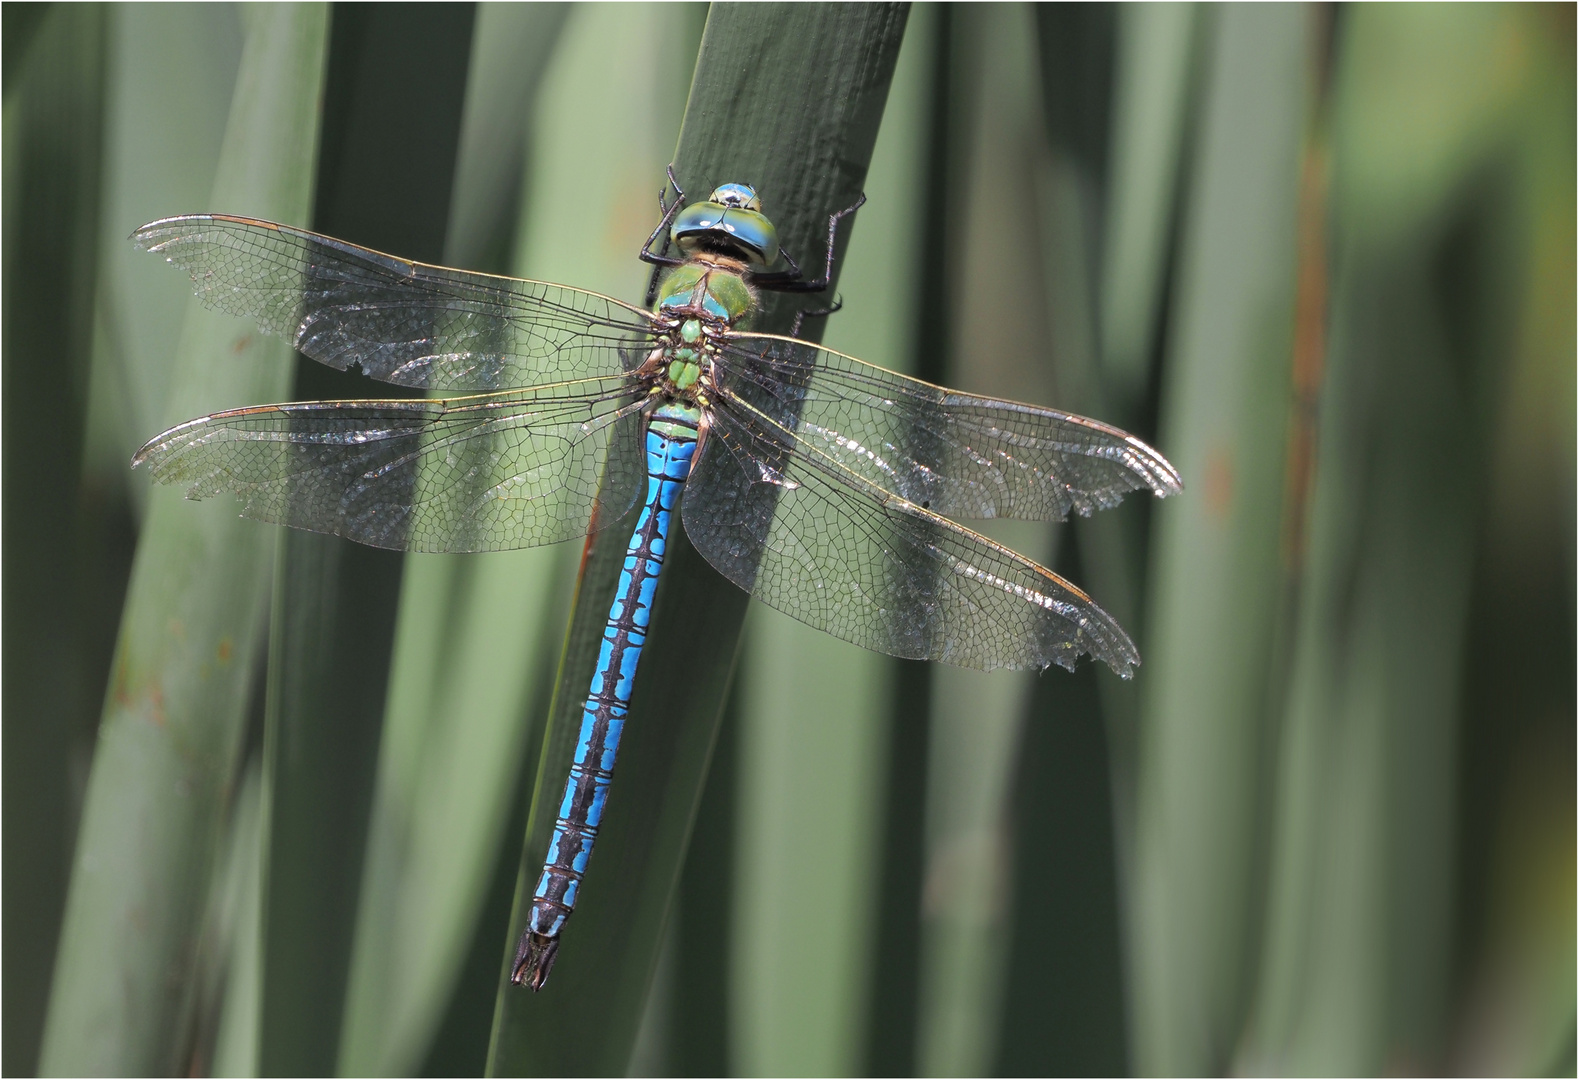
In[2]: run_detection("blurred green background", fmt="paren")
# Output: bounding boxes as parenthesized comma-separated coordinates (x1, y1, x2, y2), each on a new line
(4, 3, 1572, 1076)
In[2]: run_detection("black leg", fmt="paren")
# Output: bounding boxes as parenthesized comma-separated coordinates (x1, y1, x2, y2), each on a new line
(752, 192, 867, 294)
(777, 248, 803, 279)
(653, 164, 685, 262)
(641, 167, 688, 306)
(640, 167, 687, 263)
(788, 294, 845, 339)
(665, 164, 684, 208)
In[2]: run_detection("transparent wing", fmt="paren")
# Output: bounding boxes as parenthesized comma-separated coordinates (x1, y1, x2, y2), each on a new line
(682, 392, 1139, 675)
(716, 333, 1181, 521)
(132, 215, 660, 392)
(133, 376, 650, 553)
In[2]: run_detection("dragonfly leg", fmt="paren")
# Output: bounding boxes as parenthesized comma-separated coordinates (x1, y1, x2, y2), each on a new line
(751, 192, 867, 294)
(789, 293, 845, 339)
(641, 167, 689, 306)
(652, 165, 685, 256)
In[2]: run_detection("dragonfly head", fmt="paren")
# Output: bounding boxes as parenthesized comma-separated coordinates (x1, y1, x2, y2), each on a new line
(672, 182, 780, 269)
(710, 182, 762, 211)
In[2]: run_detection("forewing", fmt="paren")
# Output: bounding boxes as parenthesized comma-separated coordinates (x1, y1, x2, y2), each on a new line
(716, 333, 1181, 521)
(133, 377, 648, 553)
(133, 215, 658, 392)
(682, 393, 1139, 675)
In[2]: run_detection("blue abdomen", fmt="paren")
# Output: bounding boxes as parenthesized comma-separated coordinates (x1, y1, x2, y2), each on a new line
(513, 402, 700, 988)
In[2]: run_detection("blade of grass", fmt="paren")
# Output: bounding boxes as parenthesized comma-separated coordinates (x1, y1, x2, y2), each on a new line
(1128, 6, 1310, 1074)
(334, 7, 573, 1074)
(1241, 6, 1568, 1070)
(1446, 10, 1575, 1070)
(84, 5, 246, 511)
(1057, 8, 1203, 886)
(913, 7, 1071, 1074)
(862, 8, 957, 1071)
(69, 34, 248, 1002)
(441, 3, 570, 277)
(1046, 10, 1201, 1007)
(257, 6, 476, 1074)
(1098, 2, 1199, 411)
(209, 758, 265, 1077)
(727, 10, 930, 1072)
(664, 680, 738, 1074)
(336, 6, 691, 1073)
(2, 7, 107, 1074)
(189, 757, 264, 1076)
(485, 5, 909, 1074)
(38, 7, 327, 1073)
(1053, 8, 1202, 1013)
(989, 7, 1129, 1073)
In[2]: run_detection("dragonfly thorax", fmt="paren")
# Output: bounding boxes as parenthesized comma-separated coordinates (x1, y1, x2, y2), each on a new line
(646, 271, 741, 405)
(648, 311, 718, 399)
(664, 319, 705, 392)
(654, 259, 757, 326)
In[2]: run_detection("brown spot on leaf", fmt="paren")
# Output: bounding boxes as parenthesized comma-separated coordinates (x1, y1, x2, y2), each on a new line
(1204, 446, 1234, 522)
(148, 681, 167, 727)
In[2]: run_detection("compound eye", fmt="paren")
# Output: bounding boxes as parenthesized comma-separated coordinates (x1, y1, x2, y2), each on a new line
(709, 182, 761, 212)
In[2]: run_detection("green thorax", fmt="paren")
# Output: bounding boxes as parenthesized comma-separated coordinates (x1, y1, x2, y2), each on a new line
(649, 183, 775, 400)
(654, 261, 756, 327)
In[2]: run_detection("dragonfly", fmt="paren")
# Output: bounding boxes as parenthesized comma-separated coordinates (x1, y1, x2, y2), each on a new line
(131, 174, 1181, 990)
